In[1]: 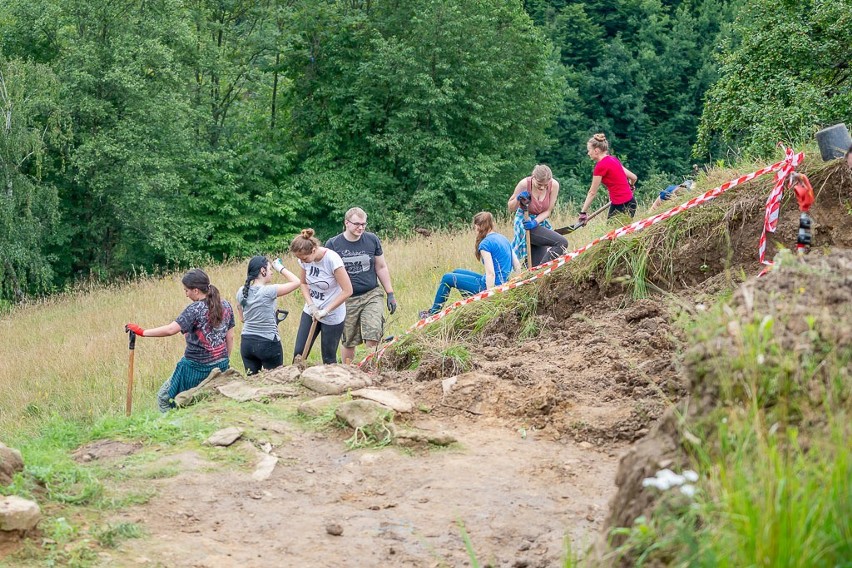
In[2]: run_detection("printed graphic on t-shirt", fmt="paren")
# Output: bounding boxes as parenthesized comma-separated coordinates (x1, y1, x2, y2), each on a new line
(175, 300, 235, 363)
(342, 253, 371, 274)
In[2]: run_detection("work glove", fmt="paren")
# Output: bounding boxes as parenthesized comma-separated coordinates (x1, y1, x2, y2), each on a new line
(316, 308, 329, 320)
(578, 212, 589, 225)
(386, 292, 397, 314)
(516, 190, 530, 202)
(125, 323, 145, 337)
(306, 303, 319, 318)
(272, 258, 285, 273)
(522, 218, 538, 231)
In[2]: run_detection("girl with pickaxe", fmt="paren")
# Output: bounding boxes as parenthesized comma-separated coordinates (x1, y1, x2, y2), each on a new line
(125, 269, 235, 412)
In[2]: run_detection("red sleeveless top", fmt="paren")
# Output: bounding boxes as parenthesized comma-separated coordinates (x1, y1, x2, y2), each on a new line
(526, 177, 553, 215)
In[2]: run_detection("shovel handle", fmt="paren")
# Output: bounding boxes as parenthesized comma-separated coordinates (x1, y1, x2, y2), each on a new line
(275, 309, 289, 325)
(124, 327, 137, 416)
(302, 317, 319, 360)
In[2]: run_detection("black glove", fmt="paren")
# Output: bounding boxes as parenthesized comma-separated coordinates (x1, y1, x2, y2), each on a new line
(386, 292, 397, 314)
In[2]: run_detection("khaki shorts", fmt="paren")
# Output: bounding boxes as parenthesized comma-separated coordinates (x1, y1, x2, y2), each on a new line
(342, 287, 385, 348)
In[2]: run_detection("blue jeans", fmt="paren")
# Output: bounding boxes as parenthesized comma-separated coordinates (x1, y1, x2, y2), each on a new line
(429, 269, 486, 313)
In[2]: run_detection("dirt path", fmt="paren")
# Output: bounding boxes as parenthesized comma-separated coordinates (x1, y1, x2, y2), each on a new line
(106, 420, 619, 568)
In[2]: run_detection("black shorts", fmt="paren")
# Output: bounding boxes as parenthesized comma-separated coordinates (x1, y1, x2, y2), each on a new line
(609, 198, 637, 219)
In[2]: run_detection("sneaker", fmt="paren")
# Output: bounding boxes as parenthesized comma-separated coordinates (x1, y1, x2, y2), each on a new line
(418, 310, 431, 320)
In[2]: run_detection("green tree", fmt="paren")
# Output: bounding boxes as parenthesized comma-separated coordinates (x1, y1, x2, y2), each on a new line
(44, 0, 205, 281)
(0, 57, 65, 303)
(696, 0, 852, 159)
(283, 0, 563, 231)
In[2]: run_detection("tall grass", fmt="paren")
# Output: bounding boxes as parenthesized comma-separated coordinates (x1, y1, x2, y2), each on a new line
(608, 253, 852, 567)
(0, 205, 613, 440)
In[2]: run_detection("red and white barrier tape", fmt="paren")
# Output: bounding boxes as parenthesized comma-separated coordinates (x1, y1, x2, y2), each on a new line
(360, 146, 804, 367)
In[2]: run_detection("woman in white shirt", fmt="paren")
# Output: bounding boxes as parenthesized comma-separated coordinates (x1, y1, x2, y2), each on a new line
(289, 229, 353, 364)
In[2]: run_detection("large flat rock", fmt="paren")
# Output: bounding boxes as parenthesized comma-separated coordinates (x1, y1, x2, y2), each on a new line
(300, 365, 373, 395)
(351, 388, 414, 413)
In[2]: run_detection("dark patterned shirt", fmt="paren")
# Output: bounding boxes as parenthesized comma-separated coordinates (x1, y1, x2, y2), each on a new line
(175, 300, 235, 364)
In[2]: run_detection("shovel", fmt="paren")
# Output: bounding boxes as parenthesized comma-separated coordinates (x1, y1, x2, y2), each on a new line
(554, 202, 610, 235)
(301, 316, 319, 360)
(275, 309, 289, 325)
(124, 327, 137, 416)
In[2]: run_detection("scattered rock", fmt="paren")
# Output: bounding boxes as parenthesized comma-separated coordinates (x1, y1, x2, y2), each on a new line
(351, 388, 414, 413)
(205, 427, 244, 447)
(335, 400, 392, 429)
(326, 522, 343, 536)
(301, 364, 373, 395)
(0, 496, 41, 532)
(252, 453, 278, 481)
(174, 368, 244, 407)
(0, 443, 24, 486)
(216, 380, 299, 402)
(391, 427, 456, 447)
(441, 377, 457, 396)
(298, 395, 347, 418)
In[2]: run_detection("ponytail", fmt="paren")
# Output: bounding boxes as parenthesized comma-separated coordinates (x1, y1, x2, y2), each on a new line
(241, 256, 268, 308)
(182, 268, 224, 327)
(205, 284, 224, 327)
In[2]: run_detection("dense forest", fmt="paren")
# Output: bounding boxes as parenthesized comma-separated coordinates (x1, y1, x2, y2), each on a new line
(1, 0, 849, 304)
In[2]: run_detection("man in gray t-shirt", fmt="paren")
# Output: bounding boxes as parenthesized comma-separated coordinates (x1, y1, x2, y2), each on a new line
(326, 207, 397, 364)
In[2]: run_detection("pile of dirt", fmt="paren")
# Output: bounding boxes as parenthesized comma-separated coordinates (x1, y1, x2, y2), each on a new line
(381, 297, 684, 447)
(598, 247, 852, 563)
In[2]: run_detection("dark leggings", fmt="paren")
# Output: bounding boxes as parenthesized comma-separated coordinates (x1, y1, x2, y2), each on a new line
(240, 334, 283, 375)
(529, 225, 569, 267)
(609, 198, 637, 219)
(293, 311, 344, 364)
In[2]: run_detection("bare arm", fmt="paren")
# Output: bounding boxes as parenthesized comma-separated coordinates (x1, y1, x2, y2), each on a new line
(649, 196, 663, 211)
(481, 250, 496, 289)
(512, 251, 522, 272)
(236, 303, 244, 323)
(374, 254, 394, 295)
(142, 321, 182, 338)
(507, 179, 525, 213)
(581, 176, 603, 213)
(298, 266, 313, 306)
(623, 167, 638, 186)
(275, 265, 301, 297)
(225, 328, 234, 357)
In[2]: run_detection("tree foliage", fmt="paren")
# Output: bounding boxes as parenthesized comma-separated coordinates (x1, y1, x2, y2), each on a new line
(2, 0, 824, 303)
(0, 57, 65, 303)
(696, 0, 852, 159)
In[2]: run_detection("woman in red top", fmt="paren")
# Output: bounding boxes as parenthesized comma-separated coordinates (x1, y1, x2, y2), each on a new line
(578, 133, 638, 225)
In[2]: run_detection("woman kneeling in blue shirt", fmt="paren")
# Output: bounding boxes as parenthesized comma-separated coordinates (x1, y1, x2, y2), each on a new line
(423, 212, 521, 316)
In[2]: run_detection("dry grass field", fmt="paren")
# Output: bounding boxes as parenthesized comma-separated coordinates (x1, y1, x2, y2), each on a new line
(0, 205, 608, 439)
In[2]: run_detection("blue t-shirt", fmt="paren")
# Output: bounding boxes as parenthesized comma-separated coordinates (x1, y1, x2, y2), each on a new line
(478, 233, 514, 286)
(659, 184, 678, 201)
